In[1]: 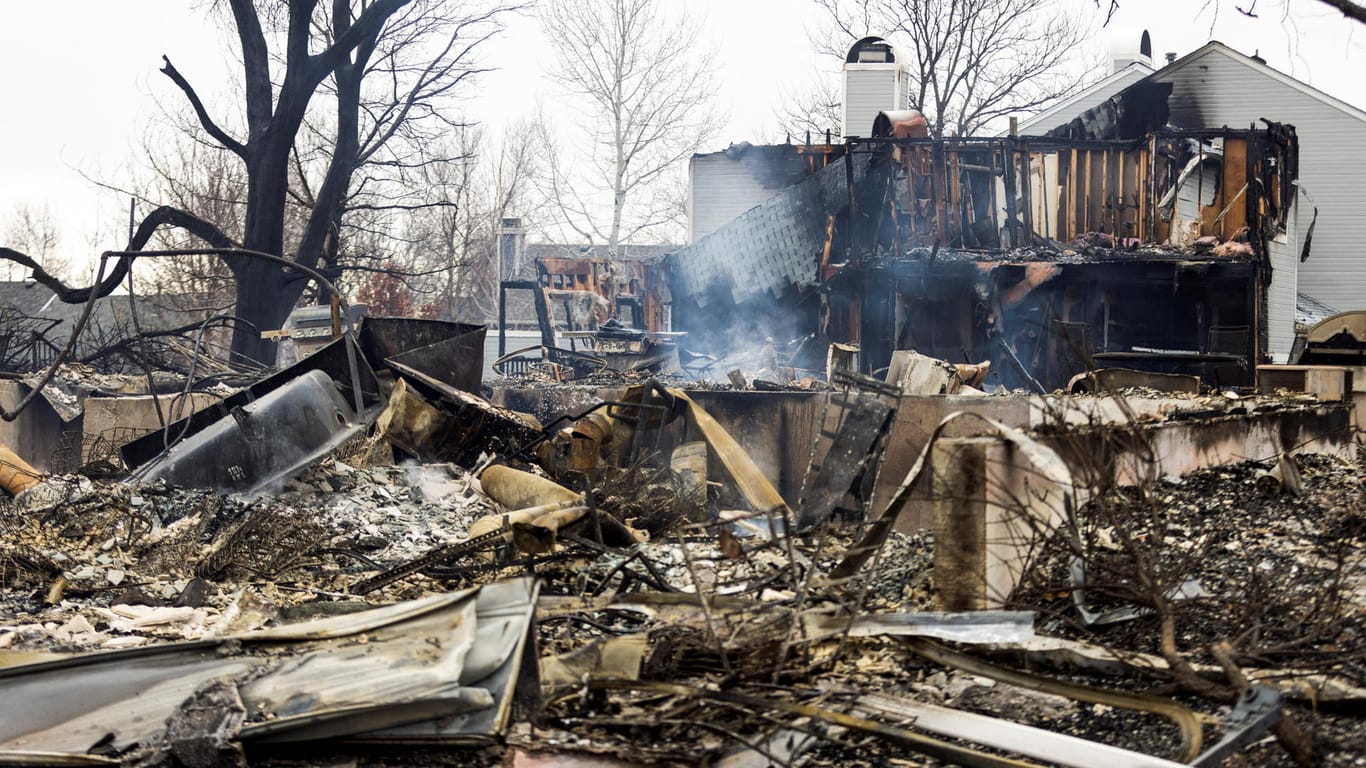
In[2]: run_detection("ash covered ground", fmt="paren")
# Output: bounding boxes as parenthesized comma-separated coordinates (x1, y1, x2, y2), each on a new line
(1, 444, 1362, 766)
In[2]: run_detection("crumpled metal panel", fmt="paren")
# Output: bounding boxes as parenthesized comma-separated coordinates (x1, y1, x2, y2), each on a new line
(0, 578, 538, 762)
(0, 644, 259, 757)
(134, 369, 366, 496)
(358, 316, 487, 394)
(121, 334, 384, 471)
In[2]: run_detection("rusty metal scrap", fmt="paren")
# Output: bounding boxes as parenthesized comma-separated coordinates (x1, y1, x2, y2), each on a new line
(902, 637, 1205, 762)
(581, 679, 1051, 768)
(0, 442, 42, 496)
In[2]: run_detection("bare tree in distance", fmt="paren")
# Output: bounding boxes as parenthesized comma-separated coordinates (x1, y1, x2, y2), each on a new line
(295, 1, 521, 303)
(1, 0, 517, 366)
(776, 72, 845, 143)
(346, 116, 541, 324)
(810, 0, 1096, 137)
(387, 124, 489, 321)
(3, 205, 67, 283)
(539, 0, 718, 251)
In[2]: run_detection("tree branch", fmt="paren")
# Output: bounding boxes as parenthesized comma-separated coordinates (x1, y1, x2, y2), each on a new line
(1315, 0, 1366, 23)
(0, 206, 239, 306)
(308, 0, 416, 84)
(159, 56, 247, 158)
(226, 0, 274, 137)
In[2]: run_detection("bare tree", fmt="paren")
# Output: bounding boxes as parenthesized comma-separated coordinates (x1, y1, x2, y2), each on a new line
(1098, 0, 1366, 25)
(152, 0, 422, 364)
(539, 0, 718, 251)
(296, 1, 517, 299)
(776, 73, 845, 144)
(1314, 0, 1366, 22)
(399, 117, 541, 323)
(812, 0, 1095, 136)
(134, 127, 250, 308)
(1, 0, 517, 366)
(2, 205, 67, 283)
(1098, 0, 1365, 26)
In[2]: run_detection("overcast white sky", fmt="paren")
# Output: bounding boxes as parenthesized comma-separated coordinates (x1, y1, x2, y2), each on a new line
(1, 0, 1363, 277)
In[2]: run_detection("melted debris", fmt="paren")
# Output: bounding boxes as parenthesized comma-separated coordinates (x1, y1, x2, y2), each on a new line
(1, 413, 1362, 766)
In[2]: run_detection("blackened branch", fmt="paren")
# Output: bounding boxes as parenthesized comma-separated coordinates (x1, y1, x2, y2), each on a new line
(160, 55, 248, 158)
(0, 206, 239, 305)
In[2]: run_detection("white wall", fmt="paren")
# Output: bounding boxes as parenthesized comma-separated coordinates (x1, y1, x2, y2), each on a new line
(843, 66, 903, 138)
(688, 154, 785, 242)
(1151, 47, 1365, 314)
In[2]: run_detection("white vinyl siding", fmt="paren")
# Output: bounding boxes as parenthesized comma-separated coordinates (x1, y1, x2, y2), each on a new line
(843, 67, 902, 138)
(1266, 212, 1299, 362)
(1151, 47, 1366, 314)
(1015, 64, 1153, 135)
(688, 155, 785, 242)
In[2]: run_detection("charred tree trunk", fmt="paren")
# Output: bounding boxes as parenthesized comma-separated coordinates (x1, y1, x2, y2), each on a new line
(8, 0, 511, 366)
(163, 0, 413, 365)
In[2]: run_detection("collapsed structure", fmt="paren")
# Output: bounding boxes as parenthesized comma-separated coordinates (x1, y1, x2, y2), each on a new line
(671, 114, 1299, 390)
(1, 36, 1364, 768)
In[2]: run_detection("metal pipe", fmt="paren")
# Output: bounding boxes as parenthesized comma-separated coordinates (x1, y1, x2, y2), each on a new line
(0, 256, 110, 422)
(102, 248, 349, 319)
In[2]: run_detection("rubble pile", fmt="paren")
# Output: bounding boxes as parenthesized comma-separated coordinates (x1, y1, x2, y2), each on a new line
(1, 329, 1364, 768)
(1018, 454, 1366, 661)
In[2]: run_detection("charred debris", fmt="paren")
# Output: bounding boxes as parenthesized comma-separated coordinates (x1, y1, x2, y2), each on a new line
(0, 117, 1363, 768)
(667, 113, 1300, 393)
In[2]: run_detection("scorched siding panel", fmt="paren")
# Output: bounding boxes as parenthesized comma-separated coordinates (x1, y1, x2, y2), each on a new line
(1152, 47, 1366, 313)
(688, 155, 783, 242)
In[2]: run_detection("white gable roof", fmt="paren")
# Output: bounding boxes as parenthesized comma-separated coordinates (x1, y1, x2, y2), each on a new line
(1016, 41, 1366, 136)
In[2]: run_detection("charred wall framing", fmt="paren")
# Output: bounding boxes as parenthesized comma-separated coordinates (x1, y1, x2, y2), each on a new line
(824, 125, 1296, 387)
(840, 126, 1297, 259)
(535, 256, 669, 335)
(850, 257, 1262, 389)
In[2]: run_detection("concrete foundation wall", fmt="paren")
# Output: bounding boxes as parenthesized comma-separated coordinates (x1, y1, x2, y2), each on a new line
(490, 387, 824, 504)
(82, 393, 224, 462)
(932, 437, 1069, 610)
(926, 403, 1354, 608)
(870, 395, 1030, 519)
(0, 380, 72, 472)
(495, 386, 1357, 536)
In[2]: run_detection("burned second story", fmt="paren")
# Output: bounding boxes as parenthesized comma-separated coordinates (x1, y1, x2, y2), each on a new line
(840, 112, 1298, 265)
(668, 115, 1301, 390)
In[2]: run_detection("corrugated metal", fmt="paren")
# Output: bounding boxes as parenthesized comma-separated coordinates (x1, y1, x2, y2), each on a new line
(688, 155, 783, 241)
(1151, 48, 1366, 312)
(843, 68, 901, 138)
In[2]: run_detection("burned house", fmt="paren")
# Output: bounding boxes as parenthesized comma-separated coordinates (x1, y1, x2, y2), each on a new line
(1020, 40, 1366, 332)
(495, 241, 678, 378)
(3, 21, 1363, 765)
(670, 117, 1298, 390)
